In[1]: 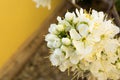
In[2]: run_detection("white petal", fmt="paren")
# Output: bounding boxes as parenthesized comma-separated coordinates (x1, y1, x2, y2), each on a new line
(45, 34, 58, 41)
(73, 40, 93, 55)
(54, 48, 62, 55)
(50, 54, 60, 66)
(92, 10, 99, 20)
(70, 54, 79, 64)
(98, 12, 104, 21)
(73, 17, 79, 24)
(65, 12, 75, 21)
(57, 16, 62, 22)
(61, 45, 74, 59)
(59, 60, 71, 72)
(77, 24, 89, 37)
(76, 9, 80, 17)
(104, 39, 119, 53)
(53, 38, 61, 48)
(80, 8, 84, 15)
(62, 38, 71, 45)
(56, 24, 64, 32)
(59, 65, 67, 72)
(49, 24, 58, 34)
(47, 41, 53, 48)
(70, 29, 81, 40)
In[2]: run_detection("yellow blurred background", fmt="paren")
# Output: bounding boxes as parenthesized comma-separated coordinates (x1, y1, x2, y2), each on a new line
(0, 0, 62, 68)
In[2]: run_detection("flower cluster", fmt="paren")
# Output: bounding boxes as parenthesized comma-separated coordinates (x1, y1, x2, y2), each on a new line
(33, 0, 51, 9)
(45, 8, 120, 80)
(33, 0, 76, 9)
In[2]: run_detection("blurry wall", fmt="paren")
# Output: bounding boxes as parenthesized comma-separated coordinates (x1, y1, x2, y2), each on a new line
(0, 0, 62, 68)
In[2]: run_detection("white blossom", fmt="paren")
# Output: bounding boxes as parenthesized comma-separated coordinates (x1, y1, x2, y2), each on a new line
(45, 8, 120, 80)
(52, 38, 61, 48)
(59, 60, 72, 72)
(49, 24, 58, 34)
(65, 12, 76, 21)
(70, 53, 80, 64)
(45, 34, 58, 41)
(33, 0, 51, 9)
(70, 29, 81, 40)
(72, 40, 93, 57)
(62, 38, 71, 45)
(47, 41, 53, 48)
(50, 48, 65, 66)
(56, 24, 64, 32)
(77, 23, 89, 37)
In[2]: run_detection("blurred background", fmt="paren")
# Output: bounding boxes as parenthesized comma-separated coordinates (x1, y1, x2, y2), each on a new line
(0, 0, 62, 68)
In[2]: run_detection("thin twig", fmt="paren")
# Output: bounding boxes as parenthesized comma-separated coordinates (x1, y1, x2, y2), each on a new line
(106, 0, 114, 14)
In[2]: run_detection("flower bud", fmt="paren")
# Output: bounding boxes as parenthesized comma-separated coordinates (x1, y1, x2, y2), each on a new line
(47, 41, 53, 48)
(53, 38, 61, 48)
(65, 12, 75, 21)
(49, 24, 58, 34)
(45, 34, 57, 41)
(56, 24, 64, 32)
(57, 16, 62, 22)
(62, 38, 71, 45)
(77, 23, 89, 37)
(54, 48, 62, 55)
(70, 54, 79, 64)
(50, 54, 60, 66)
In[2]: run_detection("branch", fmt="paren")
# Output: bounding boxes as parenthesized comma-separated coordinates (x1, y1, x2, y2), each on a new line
(111, 5, 120, 27)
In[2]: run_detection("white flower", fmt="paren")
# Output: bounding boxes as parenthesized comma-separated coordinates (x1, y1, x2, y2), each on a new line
(72, 40, 93, 59)
(47, 41, 53, 48)
(62, 38, 71, 45)
(61, 45, 74, 59)
(59, 60, 72, 72)
(70, 29, 81, 40)
(70, 53, 80, 64)
(45, 34, 58, 41)
(49, 24, 58, 34)
(45, 33, 61, 48)
(33, 0, 51, 9)
(77, 23, 89, 37)
(50, 48, 64, 66)
(45, 8, 120, 80)
(50, 53, 60, 66)
(57, 16, 62, 22)
(103, 39, 119, 53)
(56, 24, 64, 32)
(65, 12, 76, 21)
(76, 8, 84, 17)
(52, 38, 61, 48)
